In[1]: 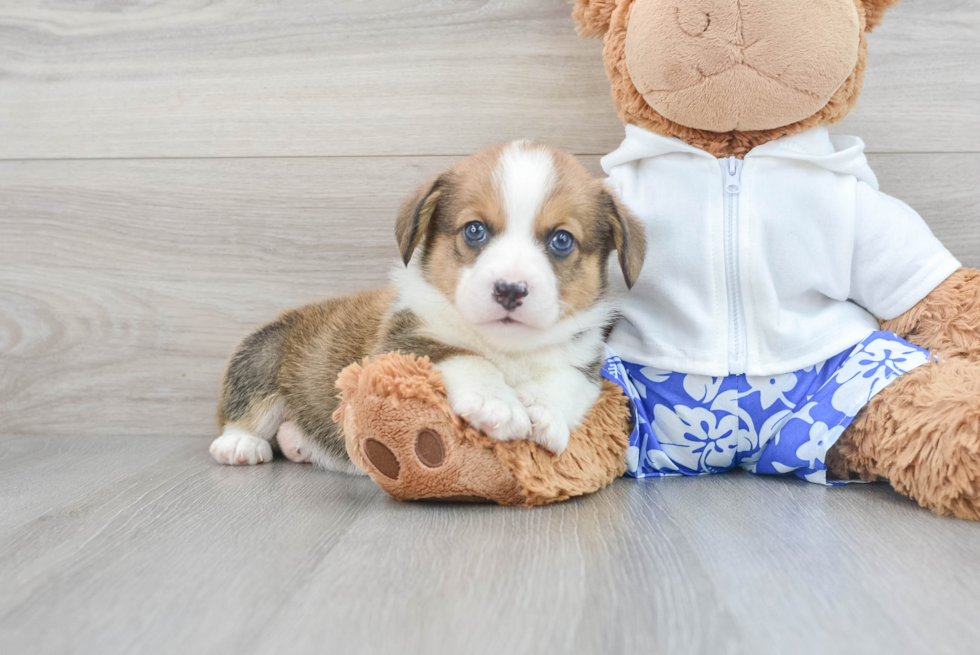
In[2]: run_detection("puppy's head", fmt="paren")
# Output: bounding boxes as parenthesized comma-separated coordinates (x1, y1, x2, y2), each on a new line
(395, 142, 645, 343)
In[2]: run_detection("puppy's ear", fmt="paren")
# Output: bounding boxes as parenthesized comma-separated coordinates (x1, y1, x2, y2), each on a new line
(572, 0, 618, 38)
(861, 0, 900, 32)
(600, 187, 646, 290)
(395, 174, 444, 265)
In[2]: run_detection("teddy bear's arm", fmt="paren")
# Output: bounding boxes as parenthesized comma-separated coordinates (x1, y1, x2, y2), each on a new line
(848, 183, 962, 322)
(878, 268, 980, 361)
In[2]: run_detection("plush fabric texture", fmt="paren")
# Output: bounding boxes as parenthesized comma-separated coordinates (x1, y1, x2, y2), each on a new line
(572, 0, 618, 38)
(878, 268, 980, 364)
(862, 0, 902, 30)
(827, 360, 980, 520)
(827, 269, 980, 520)
(335, 352, 631, 507)
(624, 0, 860, 132)
(575, 0, 906, 156)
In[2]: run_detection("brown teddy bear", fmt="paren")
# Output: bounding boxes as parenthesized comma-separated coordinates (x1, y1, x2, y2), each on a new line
(339, 0, 980, 519)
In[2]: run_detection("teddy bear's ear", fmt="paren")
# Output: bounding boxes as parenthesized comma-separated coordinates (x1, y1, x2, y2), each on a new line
(861, 0, 901, 32)
(572, 0, 618, 38)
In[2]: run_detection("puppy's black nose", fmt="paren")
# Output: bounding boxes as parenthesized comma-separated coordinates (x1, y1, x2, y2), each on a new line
(493, 280, 529, 311)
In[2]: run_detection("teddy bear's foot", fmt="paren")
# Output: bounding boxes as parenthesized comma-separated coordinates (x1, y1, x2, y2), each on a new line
(828, 358, 980, 520)
(358, 424, 513, 503)
(333, 353, 632, 507)
(334, 354, 527, 505)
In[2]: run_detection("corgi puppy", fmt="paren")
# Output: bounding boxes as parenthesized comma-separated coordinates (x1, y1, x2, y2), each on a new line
(210, 142, 645, 473)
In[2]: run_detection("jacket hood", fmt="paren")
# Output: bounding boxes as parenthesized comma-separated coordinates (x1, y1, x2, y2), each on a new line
(601, 125, 879, 190)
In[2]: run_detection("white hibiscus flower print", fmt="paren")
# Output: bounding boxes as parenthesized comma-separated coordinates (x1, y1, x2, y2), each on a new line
(645, 448, 680, 472)
(803, 470, 828, 484)
(626, 446, 640, 473)
(708, 388, 764, 454)
(744, 373, 798, 410)
(831, 339, 930, 413)
(682, 374, 723, 403)
(709, 389, 739, 414)
(792, 401, 819, 426)
(639, 366, 672, 385)
(652, 405, 739, 471)
(750, 409, 793, 454)
(796, 421, 846, 467)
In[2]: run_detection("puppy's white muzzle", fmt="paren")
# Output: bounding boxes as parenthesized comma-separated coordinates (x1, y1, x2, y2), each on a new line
(454, 237, 560, 330)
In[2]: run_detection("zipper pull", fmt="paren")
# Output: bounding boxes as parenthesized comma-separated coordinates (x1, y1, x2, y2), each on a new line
(725, 157, 742, 195)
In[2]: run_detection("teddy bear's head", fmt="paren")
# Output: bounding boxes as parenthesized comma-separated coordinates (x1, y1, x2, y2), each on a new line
(574, 0, 900, 156)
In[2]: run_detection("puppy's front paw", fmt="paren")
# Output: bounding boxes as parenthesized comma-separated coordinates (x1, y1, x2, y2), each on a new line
(517, 388, 571, 454)
(210, 428, 273, 466)
(448, 385, 532, 442)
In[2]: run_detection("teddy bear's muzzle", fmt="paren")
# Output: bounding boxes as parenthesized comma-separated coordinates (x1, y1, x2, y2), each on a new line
(623, 0, 861, 132)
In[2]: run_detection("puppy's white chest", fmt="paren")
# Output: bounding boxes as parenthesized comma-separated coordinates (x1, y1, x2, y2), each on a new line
(489, 350, 567, 387)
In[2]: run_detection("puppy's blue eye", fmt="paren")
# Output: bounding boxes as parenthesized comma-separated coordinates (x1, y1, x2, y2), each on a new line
(463, 221, 488, 247)
(549, 230, 575, 257)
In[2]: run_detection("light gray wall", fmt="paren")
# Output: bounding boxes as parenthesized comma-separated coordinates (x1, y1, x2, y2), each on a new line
(1, 0, 978, 439)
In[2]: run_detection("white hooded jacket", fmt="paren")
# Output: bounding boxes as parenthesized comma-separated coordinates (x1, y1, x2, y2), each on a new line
(603, 125, 960, 377)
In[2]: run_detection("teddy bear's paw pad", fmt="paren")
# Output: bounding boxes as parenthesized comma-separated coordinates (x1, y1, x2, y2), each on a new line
(415, 428, 446, 468)
(364, 438, 400, 479)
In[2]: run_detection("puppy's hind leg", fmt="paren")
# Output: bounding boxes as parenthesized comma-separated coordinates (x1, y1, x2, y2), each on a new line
(276, 421, 312, 464)
(211, 396, 284, 465)
(279, 420, 365, 475)
(212, 317, 291, 466)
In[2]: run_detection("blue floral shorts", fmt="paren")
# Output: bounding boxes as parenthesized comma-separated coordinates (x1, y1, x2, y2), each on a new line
(602, 331, 933, 485)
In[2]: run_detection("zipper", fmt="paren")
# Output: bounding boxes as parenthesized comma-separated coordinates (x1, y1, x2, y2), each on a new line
(720, 156, 747, 375)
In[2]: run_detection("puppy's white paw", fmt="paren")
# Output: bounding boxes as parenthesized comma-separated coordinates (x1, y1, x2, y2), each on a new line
(210, 427, 274, 466)
(276, 421, 312, 463)
(449, 385, 532, 442)
(518, 388, 571, 454)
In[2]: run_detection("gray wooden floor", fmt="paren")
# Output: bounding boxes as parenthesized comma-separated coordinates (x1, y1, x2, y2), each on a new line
(2, 435, 980, 655)
(2, 1, 979, 653)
